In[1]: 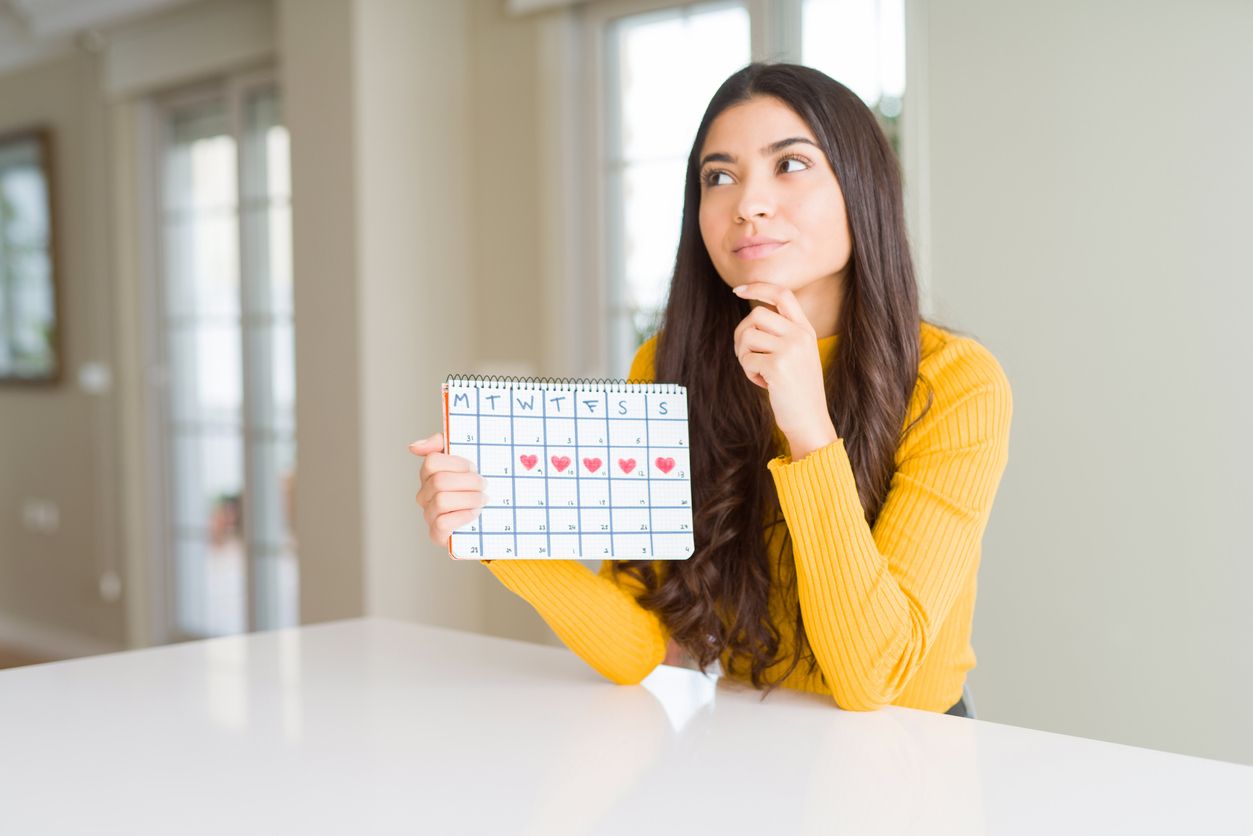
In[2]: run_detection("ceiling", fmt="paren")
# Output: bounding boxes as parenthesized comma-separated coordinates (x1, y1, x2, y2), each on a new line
(0, 0, 199, 74)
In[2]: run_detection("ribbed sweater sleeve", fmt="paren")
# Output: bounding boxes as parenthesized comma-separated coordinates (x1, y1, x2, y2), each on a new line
(479, 343, 668, 685)
(766, 338, 1013, 710)
(484, 559, 667, 684)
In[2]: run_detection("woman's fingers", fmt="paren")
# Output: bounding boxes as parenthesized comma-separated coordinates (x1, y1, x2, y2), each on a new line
(408, 432, 444, 456)
(736, 328, 782, 361)
(415, 470, 488, 509)
(418, 452, 475, 483)
(422, 489, 486, 526)
(410, 431, 488, 545)
(738, 351, 769, 388)
(740, 304, 793, 338)
(734, 283, 812, 332)
(732, 306, 790, 349)
(430, 506, 486, 544)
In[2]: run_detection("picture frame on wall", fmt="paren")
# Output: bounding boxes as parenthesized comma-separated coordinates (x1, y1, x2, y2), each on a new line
(0, 126, 60, 385)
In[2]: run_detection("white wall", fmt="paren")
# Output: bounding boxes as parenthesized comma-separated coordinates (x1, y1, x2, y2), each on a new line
(353, 0, 480, 626)
(923, 0, 1253, 764)
(0, 49, 127, 658)
(278, 0, 484, 632)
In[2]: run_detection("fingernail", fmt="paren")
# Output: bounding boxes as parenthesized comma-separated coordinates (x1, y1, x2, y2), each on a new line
(733, 285, 747, 295)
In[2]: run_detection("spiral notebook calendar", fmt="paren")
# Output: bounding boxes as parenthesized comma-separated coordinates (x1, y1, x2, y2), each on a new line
(442, 376, 694, 560)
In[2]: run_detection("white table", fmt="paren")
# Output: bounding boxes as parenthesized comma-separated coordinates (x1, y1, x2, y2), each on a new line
(1, 618, 1249, 834)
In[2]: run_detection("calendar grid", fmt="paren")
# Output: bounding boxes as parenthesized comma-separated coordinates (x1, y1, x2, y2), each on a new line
(458, 439, 687, 447)
(603, 391, 614, 544)
(445, 379, 694, 560)
(645, 393, 655, 556)
(573, 393, 583, 556)
(476, 387, 484, 557)
(541, 387, 551, 557)
(509, 389, 518, 557)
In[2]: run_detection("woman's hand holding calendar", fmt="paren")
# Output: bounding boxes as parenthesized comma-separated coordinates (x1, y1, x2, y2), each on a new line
(409, 432, 490, 545)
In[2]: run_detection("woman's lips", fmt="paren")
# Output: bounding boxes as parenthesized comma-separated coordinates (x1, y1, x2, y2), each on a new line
(734, 241, 787, 260)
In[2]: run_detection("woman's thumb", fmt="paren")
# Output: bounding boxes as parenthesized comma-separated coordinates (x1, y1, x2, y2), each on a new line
(407, 433, 442, 454)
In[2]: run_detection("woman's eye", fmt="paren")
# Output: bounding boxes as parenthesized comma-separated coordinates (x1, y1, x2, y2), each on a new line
(705, 170, 732, 187)
(780, 157, 809, 174)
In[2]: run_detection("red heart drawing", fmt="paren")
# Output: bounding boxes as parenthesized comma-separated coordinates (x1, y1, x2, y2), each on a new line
(551, 455, 571, 472)
(655, 457, 676, 474)
(519, 454, 538, 470)
(618, 458, 637, 474)
(582, 457, 602, 473)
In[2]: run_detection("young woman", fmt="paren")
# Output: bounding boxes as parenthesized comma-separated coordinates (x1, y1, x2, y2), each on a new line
(410, 63, 1011, 716)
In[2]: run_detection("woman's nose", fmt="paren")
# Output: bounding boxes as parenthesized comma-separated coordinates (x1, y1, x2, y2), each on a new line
(735, 185, 775, 223)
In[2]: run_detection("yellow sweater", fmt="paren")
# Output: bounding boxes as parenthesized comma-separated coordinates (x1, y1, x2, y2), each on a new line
(485, 321, 1012, 713)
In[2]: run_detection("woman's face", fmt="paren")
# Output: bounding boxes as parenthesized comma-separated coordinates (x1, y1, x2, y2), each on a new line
(697, 95, 852, 297)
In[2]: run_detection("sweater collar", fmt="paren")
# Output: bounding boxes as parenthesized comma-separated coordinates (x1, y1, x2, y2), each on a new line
(817, 332, 840, 369)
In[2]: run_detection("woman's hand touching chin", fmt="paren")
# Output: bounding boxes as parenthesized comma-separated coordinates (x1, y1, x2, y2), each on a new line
(732, 282, 839, 460)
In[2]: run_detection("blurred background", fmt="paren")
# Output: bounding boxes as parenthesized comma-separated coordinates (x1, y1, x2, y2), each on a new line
(0, 0, 1249, 766)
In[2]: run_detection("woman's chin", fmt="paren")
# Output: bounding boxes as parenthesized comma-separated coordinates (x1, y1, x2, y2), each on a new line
(737, 272, 793, 288)
(719, 264, 796, 290)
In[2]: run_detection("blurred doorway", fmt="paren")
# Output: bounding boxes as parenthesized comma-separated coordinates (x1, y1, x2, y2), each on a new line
(150, 71, 297, 640)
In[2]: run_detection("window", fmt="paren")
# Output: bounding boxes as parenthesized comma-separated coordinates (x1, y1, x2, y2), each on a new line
(593, 0, 907, 376)
(603, 2, 752, 377)
(0, 131, 58, 381)
(802, 0, 906, 151)
(153, 74, 296, 639)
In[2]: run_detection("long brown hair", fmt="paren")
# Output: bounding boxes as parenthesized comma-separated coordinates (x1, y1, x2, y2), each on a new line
(612, 63, 937, 694)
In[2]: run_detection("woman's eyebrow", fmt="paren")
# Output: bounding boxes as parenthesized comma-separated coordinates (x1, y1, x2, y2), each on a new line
(762, 136, 820, 156)
(699, 137, 820, 169)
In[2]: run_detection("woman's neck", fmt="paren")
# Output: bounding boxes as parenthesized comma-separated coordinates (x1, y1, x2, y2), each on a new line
(793, 271, 844, 339)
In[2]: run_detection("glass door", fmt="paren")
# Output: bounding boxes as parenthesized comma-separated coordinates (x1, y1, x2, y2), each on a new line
(155, 74, 296, 639)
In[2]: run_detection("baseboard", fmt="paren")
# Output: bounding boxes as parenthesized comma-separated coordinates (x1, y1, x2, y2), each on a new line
(0, 610, 126, 661)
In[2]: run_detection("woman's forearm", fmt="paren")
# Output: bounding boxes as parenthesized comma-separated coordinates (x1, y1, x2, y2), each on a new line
(484, 559, 667, 685)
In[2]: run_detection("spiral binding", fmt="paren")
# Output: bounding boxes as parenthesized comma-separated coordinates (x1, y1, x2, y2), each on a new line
(445, 374, 684, 395)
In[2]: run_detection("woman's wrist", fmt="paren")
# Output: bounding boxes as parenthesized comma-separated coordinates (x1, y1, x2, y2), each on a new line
(786, 422, 840, 461)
